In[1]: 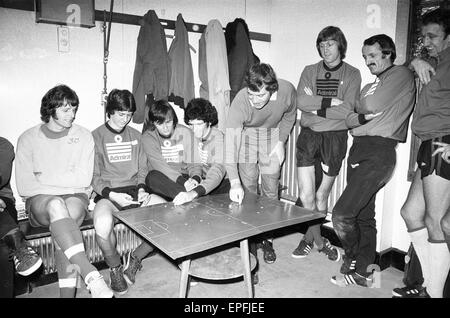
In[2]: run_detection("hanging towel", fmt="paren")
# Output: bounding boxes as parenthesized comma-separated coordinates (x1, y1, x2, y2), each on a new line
(225, 18, 260, 102)
(132, 10, 170, 124)
(199, 19, 230, 132)
(168, 14, 195, 108)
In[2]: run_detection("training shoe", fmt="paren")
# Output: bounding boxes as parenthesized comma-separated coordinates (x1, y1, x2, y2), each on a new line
(291, 239, 314, 258)
(392, 285, 430, 298)
(340, 255, 356, 274)
(109, 265, 128, 295)
(330, 271, 372, 287)
(318, 238, 341, 262)
(261, 240, 276, 264)
(85, 272, 114, 298)
(11, 245, 43, 276)
(123, 251, 143, 285)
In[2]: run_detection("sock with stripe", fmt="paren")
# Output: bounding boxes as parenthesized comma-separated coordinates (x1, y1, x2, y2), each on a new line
(53, 242, 78, 298)
(49, 218, 97, 279)
(409, 227, 430, 287)
(95, 234, 121, 268)
(133, 241, 155, 261)
(427, 240, 450, 298)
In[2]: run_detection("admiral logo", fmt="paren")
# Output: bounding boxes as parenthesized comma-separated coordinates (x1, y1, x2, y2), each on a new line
(106, 135, 135, 163)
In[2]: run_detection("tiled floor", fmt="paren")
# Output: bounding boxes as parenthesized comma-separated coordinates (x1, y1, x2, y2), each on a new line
(18, 231, 405, 298)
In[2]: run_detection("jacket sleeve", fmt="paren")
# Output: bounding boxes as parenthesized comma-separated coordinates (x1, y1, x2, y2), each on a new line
(297, 67, 326, 112)
(278, 85, 297, 143)
(0, 138, 14, 190)
(91, 136, 111, 196)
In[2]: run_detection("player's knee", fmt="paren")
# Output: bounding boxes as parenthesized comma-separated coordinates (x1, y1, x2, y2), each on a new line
(298, 191, 315, 208)
(46, 196, 69, 219)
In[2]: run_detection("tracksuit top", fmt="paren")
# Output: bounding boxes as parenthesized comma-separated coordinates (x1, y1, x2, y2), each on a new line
(412, 47, 450, 141)
(142, 124, 202, 184)
(0, 137, 15, 201)
(346, 65, 416, 142)
(91, 123, 147, 199)
(15, 124, 94, 198)
(297, 61, 361, 132)
(224, 79, 297, 181)
(191, 127, 227, 196)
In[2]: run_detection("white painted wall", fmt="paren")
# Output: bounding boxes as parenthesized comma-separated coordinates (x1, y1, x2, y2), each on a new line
(0, 0, 412, 252)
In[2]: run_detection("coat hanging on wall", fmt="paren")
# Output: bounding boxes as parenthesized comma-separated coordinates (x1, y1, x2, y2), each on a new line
(199, 19, 230, 132)
(167, 13, 195, 109)
(132, 9, 170, 124)
(225, 18, 260, 102)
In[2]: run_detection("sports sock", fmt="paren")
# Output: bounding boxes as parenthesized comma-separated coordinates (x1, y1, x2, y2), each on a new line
(133, 241, 155, 261)
(309, 224, 323, 248)
(427, 240, 450, 298)
(50, 218, 97, 279)
(95, 234, 120, 268)
(409, 227, 430, 287)
(53, 242, 77, 298)
(303, 227, 314, 243)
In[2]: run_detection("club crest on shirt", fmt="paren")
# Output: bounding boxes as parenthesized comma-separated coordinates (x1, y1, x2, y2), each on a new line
(162, 140, 184, 163)
(106, 135, 136, 163)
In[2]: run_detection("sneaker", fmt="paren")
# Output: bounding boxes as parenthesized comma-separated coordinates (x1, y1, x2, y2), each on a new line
(123, 251, 143, 285)
(85, 272, 114, 298)
(109, 265, 128, 295)
(261, 240, 276, 264)
(330, 271, 372, 287)
(318, 238, 341, 262)
(12, 245, 43, 276)
(291, 239, 314, 259)
(340, 255, 356, 274)
(392, 285, 430, 298)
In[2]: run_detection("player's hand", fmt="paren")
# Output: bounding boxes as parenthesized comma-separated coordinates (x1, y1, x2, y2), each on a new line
(432, 141, 450, 164)
(109, 192, 139, 207)
(229, 183, 244, 204)
(173, 191, 198, 206)
(269, 141, 285, 165)
(0, 198, 5, 212)
(331, 98, 343, 106)
(411, 58, 436, 85)
(364, 112, 383, 121)
(137, 188, 150, 203)
(303, 87, 313, 96)
(184, 178, 199, 192)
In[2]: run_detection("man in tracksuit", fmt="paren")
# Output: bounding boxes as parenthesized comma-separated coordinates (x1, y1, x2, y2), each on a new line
(328, 34, 416, 287)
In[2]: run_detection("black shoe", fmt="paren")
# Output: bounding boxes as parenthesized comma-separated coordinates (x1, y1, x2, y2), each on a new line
(261, 240, 276, 264)
(123, 251, 143, 285)
(109, 265, 128, 295)
(392, 285, 430, 298)
(318, 238, 341, 262)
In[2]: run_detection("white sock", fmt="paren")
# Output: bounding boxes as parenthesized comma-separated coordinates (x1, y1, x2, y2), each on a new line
(427, 241, 450, 298)
(409, 228, 430, 287)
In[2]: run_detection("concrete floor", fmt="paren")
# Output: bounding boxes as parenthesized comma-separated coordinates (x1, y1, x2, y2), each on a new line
(18, 231, 405, 298)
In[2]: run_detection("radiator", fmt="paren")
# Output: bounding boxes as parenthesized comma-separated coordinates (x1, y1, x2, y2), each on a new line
(27, 223, 142, 274)
(280, 120, 348, 214)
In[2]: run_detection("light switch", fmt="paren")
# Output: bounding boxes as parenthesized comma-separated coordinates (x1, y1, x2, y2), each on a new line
(57, 26, 70, 52)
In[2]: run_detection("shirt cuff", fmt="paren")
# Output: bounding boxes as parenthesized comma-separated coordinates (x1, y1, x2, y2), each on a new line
(321, 97, 331, 109)
(176, 175, 187, 185)
(101, 187, 111, 199)
(192, 185, 206, 197)
(191, 175, 202, 184)
(358, 114, 369, 125)
(317, 109, 326, 118)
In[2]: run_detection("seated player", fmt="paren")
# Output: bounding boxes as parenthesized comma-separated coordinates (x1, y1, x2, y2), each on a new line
(92, 89, 166, 295)
(142, 100, 202, 200)
(173, 98, 229, 206)
(15, 85, 113, 298)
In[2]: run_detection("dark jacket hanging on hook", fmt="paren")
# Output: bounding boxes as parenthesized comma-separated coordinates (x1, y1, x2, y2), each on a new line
(225, 18, 260, 102)
(132, 10, 170, 124)
(168, 13, 195, 108)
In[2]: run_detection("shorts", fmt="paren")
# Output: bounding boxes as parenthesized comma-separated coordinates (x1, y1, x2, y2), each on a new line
(296, 127, 348, 176)
(417, 134, 450, 181)
(26, 193, 89, 227)
(94, 185, 141, 211)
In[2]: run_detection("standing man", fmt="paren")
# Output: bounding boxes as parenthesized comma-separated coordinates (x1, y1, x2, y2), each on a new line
(393, 8, 450, 298)
(293, 26, 361, 262)
(15, 85, 113, 298)
(225, 63, 297, 264)
(329, 35, 416, 287)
